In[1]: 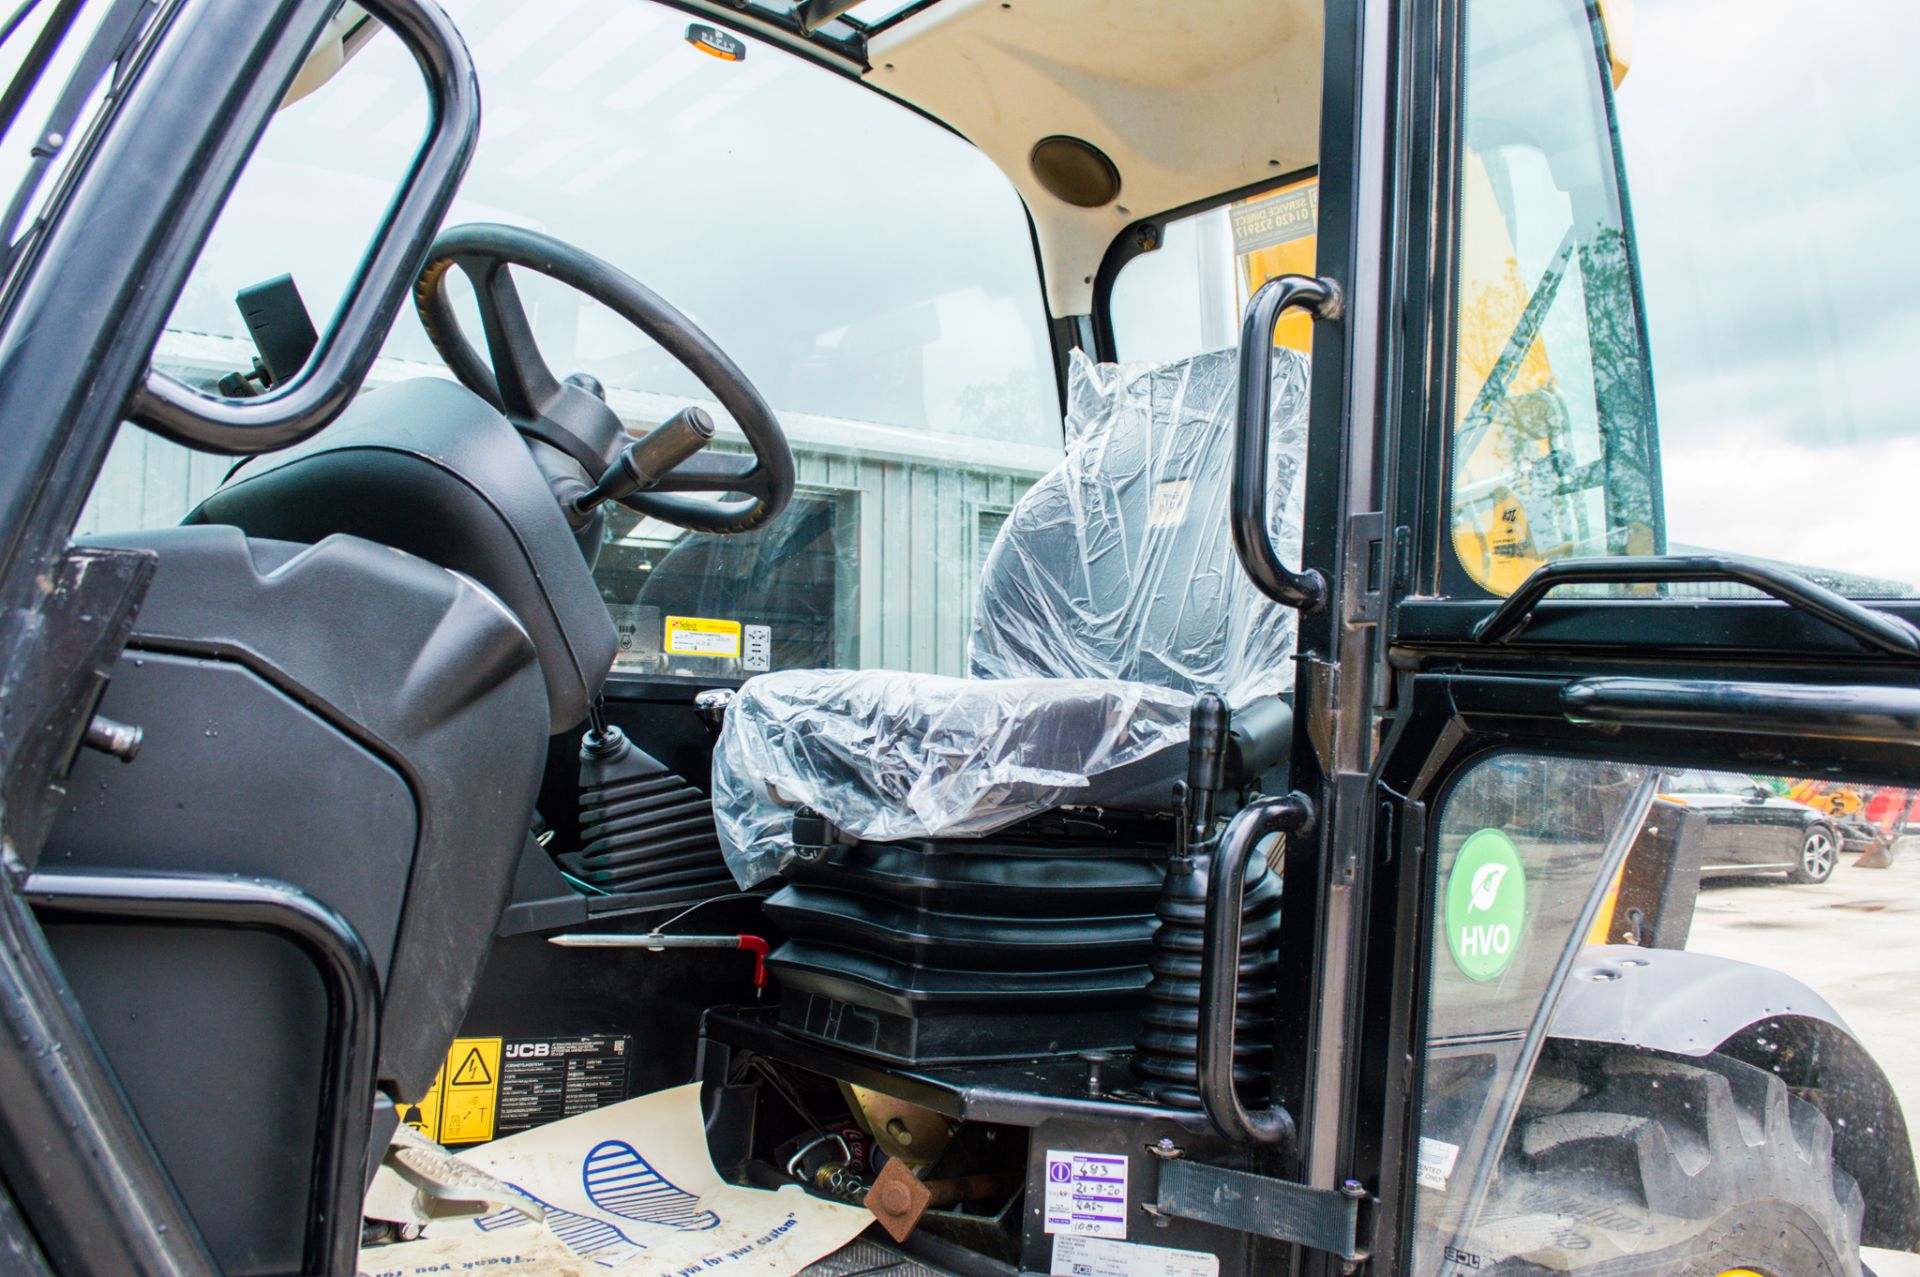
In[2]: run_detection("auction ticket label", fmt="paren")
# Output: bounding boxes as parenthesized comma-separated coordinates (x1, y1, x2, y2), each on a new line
(1043, 1149, 1129, 1239)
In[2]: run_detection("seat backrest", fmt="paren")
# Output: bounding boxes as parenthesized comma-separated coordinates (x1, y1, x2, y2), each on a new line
(968, 346, 1308, 705)
(190, 377, 616, 734)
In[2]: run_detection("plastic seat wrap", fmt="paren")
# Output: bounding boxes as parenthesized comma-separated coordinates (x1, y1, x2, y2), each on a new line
(715, 346, 1310, 886)
(969, 346, 1307, 700)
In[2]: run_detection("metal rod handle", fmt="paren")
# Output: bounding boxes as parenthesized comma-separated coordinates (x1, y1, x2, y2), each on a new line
(128, 0, 480, 453)
(1472, 554, 1920, 656)
(1198, 791, 1313, 1146)
(1232, 274, 1340, 613)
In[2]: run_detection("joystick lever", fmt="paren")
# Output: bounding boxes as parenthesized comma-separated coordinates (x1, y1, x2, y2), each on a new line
(571, 405, 716, 515)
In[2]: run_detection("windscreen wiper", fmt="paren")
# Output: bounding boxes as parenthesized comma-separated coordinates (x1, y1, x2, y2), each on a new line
(1472, 554, 1920, 658)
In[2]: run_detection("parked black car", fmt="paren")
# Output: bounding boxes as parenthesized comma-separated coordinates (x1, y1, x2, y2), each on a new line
(1657, 770, 1841, 884)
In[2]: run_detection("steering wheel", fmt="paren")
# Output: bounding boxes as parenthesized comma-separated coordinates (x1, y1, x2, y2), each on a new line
(414, 223, 794, 534)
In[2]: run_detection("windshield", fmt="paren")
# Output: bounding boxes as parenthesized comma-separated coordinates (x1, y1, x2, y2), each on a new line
(160, 2, 1058, 449)
(93, 0, 1065, 680)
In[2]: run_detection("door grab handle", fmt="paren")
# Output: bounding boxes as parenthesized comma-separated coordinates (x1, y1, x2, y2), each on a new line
(1199, 790, 1314, 1146)
(1473, 555, 1920, 657)
(129, 0, 480, 453)
(1564, 677, 1920, 742)
(1231, 274, 1340, 612)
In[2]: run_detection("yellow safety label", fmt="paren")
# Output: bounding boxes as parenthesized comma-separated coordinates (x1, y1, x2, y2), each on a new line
(399, 1078, 440, 1141)
(400, 1036, 503, 1145)
(664, 615, 741, 658)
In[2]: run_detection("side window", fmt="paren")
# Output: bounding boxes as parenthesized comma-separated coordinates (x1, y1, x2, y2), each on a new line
(77, 9, 427, 535)
(1446, 0, 1659, 596)
(1108, 174, 1319, 364)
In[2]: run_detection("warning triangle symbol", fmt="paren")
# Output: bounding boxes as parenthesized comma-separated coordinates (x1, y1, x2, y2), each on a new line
(450, 1047, 493, 1087)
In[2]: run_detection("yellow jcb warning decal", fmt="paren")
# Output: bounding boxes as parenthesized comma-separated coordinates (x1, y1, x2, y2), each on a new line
(664, 615, 742, 658)
(400, 1036, 502, 1145)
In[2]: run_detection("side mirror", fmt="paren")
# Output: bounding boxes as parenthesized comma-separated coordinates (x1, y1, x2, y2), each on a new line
(1230, 274, 1342, 611)
(1751, 784, 1772, 801)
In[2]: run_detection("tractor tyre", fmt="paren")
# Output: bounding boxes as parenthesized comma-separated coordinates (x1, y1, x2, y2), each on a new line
(1473, 1045, 1863, 1276)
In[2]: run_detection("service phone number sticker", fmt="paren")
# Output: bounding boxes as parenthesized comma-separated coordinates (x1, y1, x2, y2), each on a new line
(1044, 1149, 1129, 1239)
(663, 614, 741, 658)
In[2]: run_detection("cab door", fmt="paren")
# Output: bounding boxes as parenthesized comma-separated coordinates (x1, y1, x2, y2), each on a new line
(1315, 0, 1920, 1273)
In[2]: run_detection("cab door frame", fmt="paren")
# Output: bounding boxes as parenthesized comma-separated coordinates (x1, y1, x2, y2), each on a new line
(0, 1, 474, 1272)
(1336, 0, 1920, 1272)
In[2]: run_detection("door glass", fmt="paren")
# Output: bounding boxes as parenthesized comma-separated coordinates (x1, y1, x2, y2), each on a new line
(1447, 0, 1659, 596)
(1410, 753, 1654, 1274)
(1451, 0, 1920, 599)
(1412, 752, 1920, 1275)
(76, 0, 1063, 682)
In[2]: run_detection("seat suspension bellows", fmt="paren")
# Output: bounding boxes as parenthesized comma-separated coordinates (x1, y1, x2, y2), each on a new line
(1133, 694, 1283, 1107)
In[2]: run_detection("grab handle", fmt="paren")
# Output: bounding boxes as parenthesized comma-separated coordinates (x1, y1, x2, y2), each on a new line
(1198, 790, 1314, 1146)
(1473, 555, 1920, 657)
(128, 0, 479, 453)
(1231, 274, 1340, 612)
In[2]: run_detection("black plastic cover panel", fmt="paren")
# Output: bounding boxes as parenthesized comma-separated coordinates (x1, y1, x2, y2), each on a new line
(190, 376, 616, 734)
(58, 527, 548, 1096)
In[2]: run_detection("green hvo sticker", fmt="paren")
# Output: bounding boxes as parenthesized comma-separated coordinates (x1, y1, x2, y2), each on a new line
(1445, 829, 1526, 981)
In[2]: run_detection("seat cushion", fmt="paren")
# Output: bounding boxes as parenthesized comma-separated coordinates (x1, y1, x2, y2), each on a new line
(711, 347, 1310, 886)
(714, 669, 1190, 885)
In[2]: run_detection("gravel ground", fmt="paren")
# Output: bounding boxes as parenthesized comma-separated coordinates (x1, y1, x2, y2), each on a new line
(1687, 838, 1920, 1277)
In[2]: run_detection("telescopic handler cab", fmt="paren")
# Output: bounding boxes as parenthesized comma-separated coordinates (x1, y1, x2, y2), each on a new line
(0, 1, 1916, 1275)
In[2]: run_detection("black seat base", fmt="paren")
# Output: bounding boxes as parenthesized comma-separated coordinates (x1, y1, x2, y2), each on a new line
(764, 809, 1173, 1065)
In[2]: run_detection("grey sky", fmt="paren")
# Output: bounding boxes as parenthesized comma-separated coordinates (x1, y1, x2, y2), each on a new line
(1612, 0, 1920, 582)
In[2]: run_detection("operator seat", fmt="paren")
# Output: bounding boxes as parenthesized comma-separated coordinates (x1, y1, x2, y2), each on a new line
(710, 345, 1310, 1065)
(714, 345, 1309, 874)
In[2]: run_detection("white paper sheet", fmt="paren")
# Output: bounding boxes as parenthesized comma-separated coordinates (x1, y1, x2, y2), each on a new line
(360, 1083, 871, 1275)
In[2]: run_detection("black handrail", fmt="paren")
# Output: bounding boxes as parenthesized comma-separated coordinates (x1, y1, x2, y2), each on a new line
(1472, 554, 1920, 657)
(1232, 273, 1340, 613)
(27, 871, 379, 1277)
(1198, 791, 1314, 1146)
(127, 0, 479, 453)
(1563, 677, 1920, 742)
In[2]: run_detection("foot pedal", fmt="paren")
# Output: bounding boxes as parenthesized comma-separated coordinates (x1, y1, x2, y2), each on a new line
(367, 1124, 546, 1225)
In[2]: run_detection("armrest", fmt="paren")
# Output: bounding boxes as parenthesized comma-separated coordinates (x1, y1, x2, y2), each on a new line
(1225, 695, 1292, 785)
